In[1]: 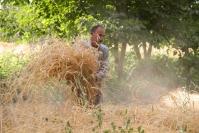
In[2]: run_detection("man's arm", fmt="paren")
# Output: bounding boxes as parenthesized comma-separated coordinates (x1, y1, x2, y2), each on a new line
(96, 45, 109, 81)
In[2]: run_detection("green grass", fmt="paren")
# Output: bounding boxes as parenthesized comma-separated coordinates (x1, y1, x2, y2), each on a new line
(0, 52, 29, 79)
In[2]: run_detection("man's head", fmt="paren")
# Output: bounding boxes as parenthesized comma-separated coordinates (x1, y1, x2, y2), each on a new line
(90, 25, 105, 48)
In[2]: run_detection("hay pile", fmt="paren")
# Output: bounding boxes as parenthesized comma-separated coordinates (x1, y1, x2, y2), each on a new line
(1, 39, 101, 105)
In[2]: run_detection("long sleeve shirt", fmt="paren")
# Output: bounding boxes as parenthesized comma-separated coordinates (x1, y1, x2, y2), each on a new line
(79, 40, 109, 81)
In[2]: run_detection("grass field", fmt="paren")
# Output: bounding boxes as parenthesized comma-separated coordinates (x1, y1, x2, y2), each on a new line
(0, 42, 199, 133)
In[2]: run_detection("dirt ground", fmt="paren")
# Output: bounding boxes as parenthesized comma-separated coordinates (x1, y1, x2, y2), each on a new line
(0, 88, 199, 133)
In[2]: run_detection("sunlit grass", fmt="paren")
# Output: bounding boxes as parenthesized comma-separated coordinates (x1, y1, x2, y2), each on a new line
(0, 52, 29, 79)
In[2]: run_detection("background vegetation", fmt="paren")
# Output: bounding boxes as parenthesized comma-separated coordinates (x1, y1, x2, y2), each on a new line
(0, 0, 198, 91)
(0, 1, 199, 133)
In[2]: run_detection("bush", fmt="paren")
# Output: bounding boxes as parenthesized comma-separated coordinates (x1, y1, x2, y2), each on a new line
(179, 52, 199, 91)
(0, 52, 29, 79)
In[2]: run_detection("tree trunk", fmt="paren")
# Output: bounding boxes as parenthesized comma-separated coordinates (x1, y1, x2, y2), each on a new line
(112, 43, 127, 80)
(143, 42, 153, 59)
(112, 43, 119, 75)
(134, 44, 142, 60)
(118, 43, 127, 79)
(147, 43, 152, 58)
(143, 43, 147, 58)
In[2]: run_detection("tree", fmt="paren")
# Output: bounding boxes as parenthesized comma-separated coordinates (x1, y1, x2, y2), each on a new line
(1, 0, 198, 84)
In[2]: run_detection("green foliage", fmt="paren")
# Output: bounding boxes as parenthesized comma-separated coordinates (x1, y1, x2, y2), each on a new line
(179, 52, 199, 91)
(92, 107, 104, 131)
(92, 108, 145, 133)
(0, 0, 89, 42)
(0, 4, 42, 42)
(1, 0, 198, 51)
(0, 7, 19, 41)
(0, 0, 198, 91)
(65, 121, 72, 133)
(0, 52, 29, 79)
(124, 51, 138, 76)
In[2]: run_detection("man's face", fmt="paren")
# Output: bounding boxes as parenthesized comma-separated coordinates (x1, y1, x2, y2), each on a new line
(94, 27, 105, 43)
(91, 27, 105, 47)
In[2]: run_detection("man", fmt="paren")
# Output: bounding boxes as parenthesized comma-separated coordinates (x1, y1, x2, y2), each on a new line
(90, 25, 109, 81)
(80, 24, 109, 105)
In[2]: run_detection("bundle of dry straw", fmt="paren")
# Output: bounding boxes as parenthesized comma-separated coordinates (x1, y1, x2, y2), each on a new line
(1, 39, 101, 105)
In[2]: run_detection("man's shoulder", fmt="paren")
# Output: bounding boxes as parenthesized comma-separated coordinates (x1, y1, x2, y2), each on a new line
(100, 44, 109, 52)
(99, 44, 109, 60)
